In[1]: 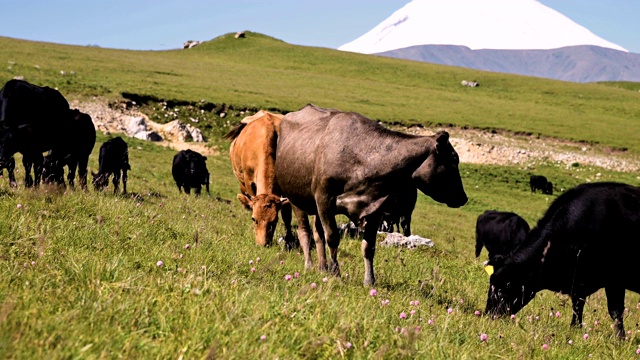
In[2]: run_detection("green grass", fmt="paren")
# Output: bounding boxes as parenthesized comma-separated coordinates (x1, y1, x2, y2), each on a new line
(0, 35, 639, 359)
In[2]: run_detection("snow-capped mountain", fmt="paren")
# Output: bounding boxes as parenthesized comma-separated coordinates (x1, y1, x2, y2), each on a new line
(338, 0, 627, 53)
(338, 0, 640, 83)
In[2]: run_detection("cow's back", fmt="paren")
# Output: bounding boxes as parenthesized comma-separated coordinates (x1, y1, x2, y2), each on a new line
(275, 105, 338, 212)
(230, 112, 283, 196)
(0, 79, 70, 128)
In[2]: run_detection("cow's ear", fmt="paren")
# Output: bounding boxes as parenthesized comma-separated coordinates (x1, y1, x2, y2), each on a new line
(486, 255, 508, 278)
(434, 131, 449, 153)
(202, 156, 207, 161)
(237, 194, 253, 210)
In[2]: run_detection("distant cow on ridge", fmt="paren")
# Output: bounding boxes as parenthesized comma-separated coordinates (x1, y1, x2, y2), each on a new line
(378, 188, 417, 236)
(92, 136, 130, 194)
(172, 149, 210, 196)
(475, 210, 530, 261)
(484, 182, 640, 338)
(275, 104, 468, 285)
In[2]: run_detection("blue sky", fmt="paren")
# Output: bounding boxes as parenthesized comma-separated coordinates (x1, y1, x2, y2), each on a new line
(0, 0, 638, 54)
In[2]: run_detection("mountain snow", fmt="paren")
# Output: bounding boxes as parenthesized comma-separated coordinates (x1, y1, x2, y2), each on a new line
(338, 0, 627, 54)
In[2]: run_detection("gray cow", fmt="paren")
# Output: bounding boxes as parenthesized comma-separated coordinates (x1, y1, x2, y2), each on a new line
(274, 104, 468, 285)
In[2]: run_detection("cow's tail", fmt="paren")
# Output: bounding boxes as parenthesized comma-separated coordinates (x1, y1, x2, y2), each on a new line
(223, 122, 247, 141)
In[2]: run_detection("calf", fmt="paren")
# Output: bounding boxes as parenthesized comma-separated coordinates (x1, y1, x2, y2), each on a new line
(171, 149, 210, 196)
(475, 210, 530, 261)
(378, 188, 418, 236)
(530, 175, 552, 195)
(484, 182, 640, 338)
(92, 137, 130, 194)
(42, 109, 96, 189)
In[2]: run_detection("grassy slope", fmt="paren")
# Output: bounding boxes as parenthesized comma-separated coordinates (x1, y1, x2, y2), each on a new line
(0, 35, 639, 358)
(1, 33, 640, 152)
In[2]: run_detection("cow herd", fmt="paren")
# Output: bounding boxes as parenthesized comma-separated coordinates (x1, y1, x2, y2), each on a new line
(0, 79, 210, 196)
(3, 79, 639, 339)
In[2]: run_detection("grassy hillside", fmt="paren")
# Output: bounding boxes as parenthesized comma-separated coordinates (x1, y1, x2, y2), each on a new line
(0, 35, 640, 358)
(1, 33, 639, 153)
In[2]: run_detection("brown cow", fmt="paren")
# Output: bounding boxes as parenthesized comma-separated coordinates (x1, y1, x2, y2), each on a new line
(225, 110, 296, 248)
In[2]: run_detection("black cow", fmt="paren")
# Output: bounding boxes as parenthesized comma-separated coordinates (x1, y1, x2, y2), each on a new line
(530, 175, 552, 195)
(0, 79, 74, 187)
(475, 210, 530, 261)
(485, 182, 640, 338)
(274, 104, 467, 286)
(172, 149, 210, 196)
(0, 156, 17, 187)
(92, 137, 130, 194)
(378, 188, 418, 236)
(42, 109, 97, 189)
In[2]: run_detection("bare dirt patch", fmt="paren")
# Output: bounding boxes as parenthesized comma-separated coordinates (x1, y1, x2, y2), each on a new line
(402, 126, 640, 173)
(74, 99, 639, 173)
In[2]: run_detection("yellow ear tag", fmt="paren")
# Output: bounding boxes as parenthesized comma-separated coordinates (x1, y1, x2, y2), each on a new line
(484, 265, 494, 276)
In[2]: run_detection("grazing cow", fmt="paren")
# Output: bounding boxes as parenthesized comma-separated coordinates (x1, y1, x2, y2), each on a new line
(484, 182, 640, 338)
(225, 110, 296, 248)
(378, 188, 418, 236)
(42, 109, 97, 189)
(475, 210, 530, 261)
(0, 79, 74, 187)
(171, 149, 210, 196)
(530, 175, 552, 195)
(274, 104, 468, 285)
(92, 137, 130, 194)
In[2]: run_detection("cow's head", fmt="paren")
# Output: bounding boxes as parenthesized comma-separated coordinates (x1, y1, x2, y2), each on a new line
(484, 256, 537, 318)
(412, 131, 468, 208)
(92, 171, 109, 191)
(238, 193, 288, 246)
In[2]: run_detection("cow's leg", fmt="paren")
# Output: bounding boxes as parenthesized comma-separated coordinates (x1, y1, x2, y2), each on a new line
(67, 161, 77, 188)
(33, 153, 44, 187)
(292, 205, 313, 269)
(112, 171, 121, 195)
(185, 186, 191, 195)
(195, 185, 201, 196)
(361, 216, 381, 286)
(400, 215, 411, 237)
(570, 295, 586, 327)
(312, 215, 328, 272)
(78, 157, 89, 191)
(604, 286, 626, 338)
(121, 168, 128, 194)
(281, 202, 298, 251)
(7, 158, 17, 188)
(22, 157, 33, 188)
